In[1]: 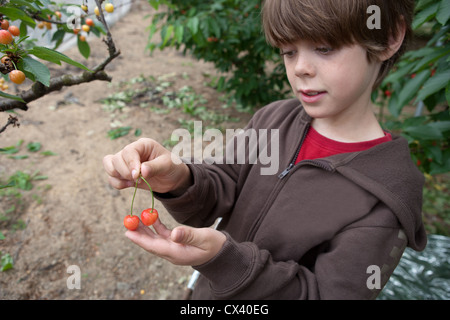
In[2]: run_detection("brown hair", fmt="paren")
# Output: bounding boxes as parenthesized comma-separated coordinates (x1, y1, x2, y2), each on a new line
(262, 0, 415, 88)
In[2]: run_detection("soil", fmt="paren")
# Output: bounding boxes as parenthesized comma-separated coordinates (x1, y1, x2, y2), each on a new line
(0, 1, 252, 300)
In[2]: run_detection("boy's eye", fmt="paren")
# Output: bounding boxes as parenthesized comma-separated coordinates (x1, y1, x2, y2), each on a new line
(315, 47, 333, 55)
(280, 50, 296, 58)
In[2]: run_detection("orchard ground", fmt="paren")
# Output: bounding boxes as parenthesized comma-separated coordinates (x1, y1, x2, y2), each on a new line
(0, 1, 252, 299)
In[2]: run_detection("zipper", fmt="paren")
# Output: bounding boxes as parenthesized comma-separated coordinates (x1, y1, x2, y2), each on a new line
(246, 123, 310, 241)
(278, 123, 310, 179)
(246, 124, 338, 241)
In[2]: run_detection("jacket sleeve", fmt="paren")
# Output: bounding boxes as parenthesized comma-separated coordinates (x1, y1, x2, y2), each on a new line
(154, 111, 261, 228)
(154, 161, 241, 228)
(193, 203, 408, 300)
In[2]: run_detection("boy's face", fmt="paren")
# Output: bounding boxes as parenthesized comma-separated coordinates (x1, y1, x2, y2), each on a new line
(281, 40, 381, 123)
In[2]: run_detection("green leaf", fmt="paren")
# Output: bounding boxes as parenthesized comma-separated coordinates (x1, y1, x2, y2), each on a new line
(412, 2, 439, 29)
(390, 70, 430, 117)
(134, 128, 142, 137)
(0, 7, 36, 27)
(27, 142, 41, 152)
(107, 127, 132, 139)
(174, 25, 184, 44)
(404, 124, 443, 140)
(187, 17, 199, 35)
(8, 155, 28, 160)
(77, 38, 90, 60)
(436, 0, 450, 25)
(40, 150, 57, 156)
(429, 154, 450, 175)
(162, 25, 174, 47)
(1, 253, 13, 272)
(21, 56, 50, 87)
(0, 181, 15, 189)
(446, 82, 450, 106)
(0, 146, 19, 154)
(416, 70, 450, 102)
(28, 46, 91, 72)
(0, 90, 25, 103)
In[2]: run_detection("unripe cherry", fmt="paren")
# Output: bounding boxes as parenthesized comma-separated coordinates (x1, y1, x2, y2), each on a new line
(9, 70, 26, 84)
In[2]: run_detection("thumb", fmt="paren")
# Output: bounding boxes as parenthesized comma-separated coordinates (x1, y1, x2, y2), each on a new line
(141, 154, 171, 179)
(171, 226, 201, 246)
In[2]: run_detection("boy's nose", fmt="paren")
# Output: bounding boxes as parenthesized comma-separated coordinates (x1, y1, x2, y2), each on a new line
(294, 55, 315, 78)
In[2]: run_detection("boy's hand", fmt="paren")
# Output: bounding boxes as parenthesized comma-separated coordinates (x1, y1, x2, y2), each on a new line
(125, 219, 227, 266)
(103, 138, 192, 194)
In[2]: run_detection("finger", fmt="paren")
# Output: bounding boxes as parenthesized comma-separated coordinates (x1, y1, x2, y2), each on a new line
(119, 145, 143, 180)
(107, 176, 135, 190)
(125, 221, 155, 242)
(125, 223, 169, 255)
(152, 218, 172, 238)
(141, 153, 172, 179)
(103, 154, 120, 178)
(108, 147, 142, 182)
(171, 226, 199, 246)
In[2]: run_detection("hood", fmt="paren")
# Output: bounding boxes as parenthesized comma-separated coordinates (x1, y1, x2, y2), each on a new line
(293, 103, 427, 251)
(326, 135, 427, 251)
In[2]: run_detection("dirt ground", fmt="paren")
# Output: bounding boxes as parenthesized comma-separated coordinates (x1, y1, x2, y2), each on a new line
(0, 1, 252, 300)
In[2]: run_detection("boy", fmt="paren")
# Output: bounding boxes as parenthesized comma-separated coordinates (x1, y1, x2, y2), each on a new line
(103, 0, 427, 299)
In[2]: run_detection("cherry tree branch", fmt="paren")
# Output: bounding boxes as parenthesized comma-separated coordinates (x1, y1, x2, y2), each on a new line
(0, 70, 112, 112)
(0, 0, 121, 132)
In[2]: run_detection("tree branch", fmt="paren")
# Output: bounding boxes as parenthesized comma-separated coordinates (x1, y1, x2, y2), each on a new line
(0, 70, 112, 112)
(0, 115, 19, 134)
(0, 0, 123, 137)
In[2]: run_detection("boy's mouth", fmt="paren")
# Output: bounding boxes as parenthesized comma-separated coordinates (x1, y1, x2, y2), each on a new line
(301, 90, 325, 96)
(299, 90, 326, 103)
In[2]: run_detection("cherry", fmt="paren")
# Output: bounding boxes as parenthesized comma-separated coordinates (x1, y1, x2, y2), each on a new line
(8, 26, 20, 37)
(86, 18, 94, 27)
(141, 208, 158, 226)
(105, 3, 114, 13)
(1, 55, 10, 64)
(124, 174, 158, 230)
(1, 19, 9, 30)
(0, 30, 13, 45)
(9, 70, 26, 84)
(82, 24, 90, 32)
(124, 215, 140, 231)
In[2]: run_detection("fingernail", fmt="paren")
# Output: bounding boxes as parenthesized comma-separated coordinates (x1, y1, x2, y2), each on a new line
(132, 169, 138, 180)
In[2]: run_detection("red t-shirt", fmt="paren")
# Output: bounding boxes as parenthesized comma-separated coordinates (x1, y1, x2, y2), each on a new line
(295, 126, 392, 164)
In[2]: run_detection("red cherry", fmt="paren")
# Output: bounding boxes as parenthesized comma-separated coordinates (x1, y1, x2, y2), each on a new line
(123, 215, 140, 231)
(1, 19, 9, 30)
(86, 18, 94, 26)
(8, 26, 20, 37)
(0, 29, 13, 44)
(141, 208, 158, 226)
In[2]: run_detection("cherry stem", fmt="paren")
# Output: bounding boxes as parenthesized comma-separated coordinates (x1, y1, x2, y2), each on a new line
(129, 178, 139, 216)
(139, 175, 154, 212)
(128, 175, 155, 216)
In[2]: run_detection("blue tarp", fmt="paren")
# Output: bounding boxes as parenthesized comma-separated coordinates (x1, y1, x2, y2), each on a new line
(378, 234, 450, 300)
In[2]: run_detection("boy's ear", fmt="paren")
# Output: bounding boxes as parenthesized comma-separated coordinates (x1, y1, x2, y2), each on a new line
(379, 18, 407, 62)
